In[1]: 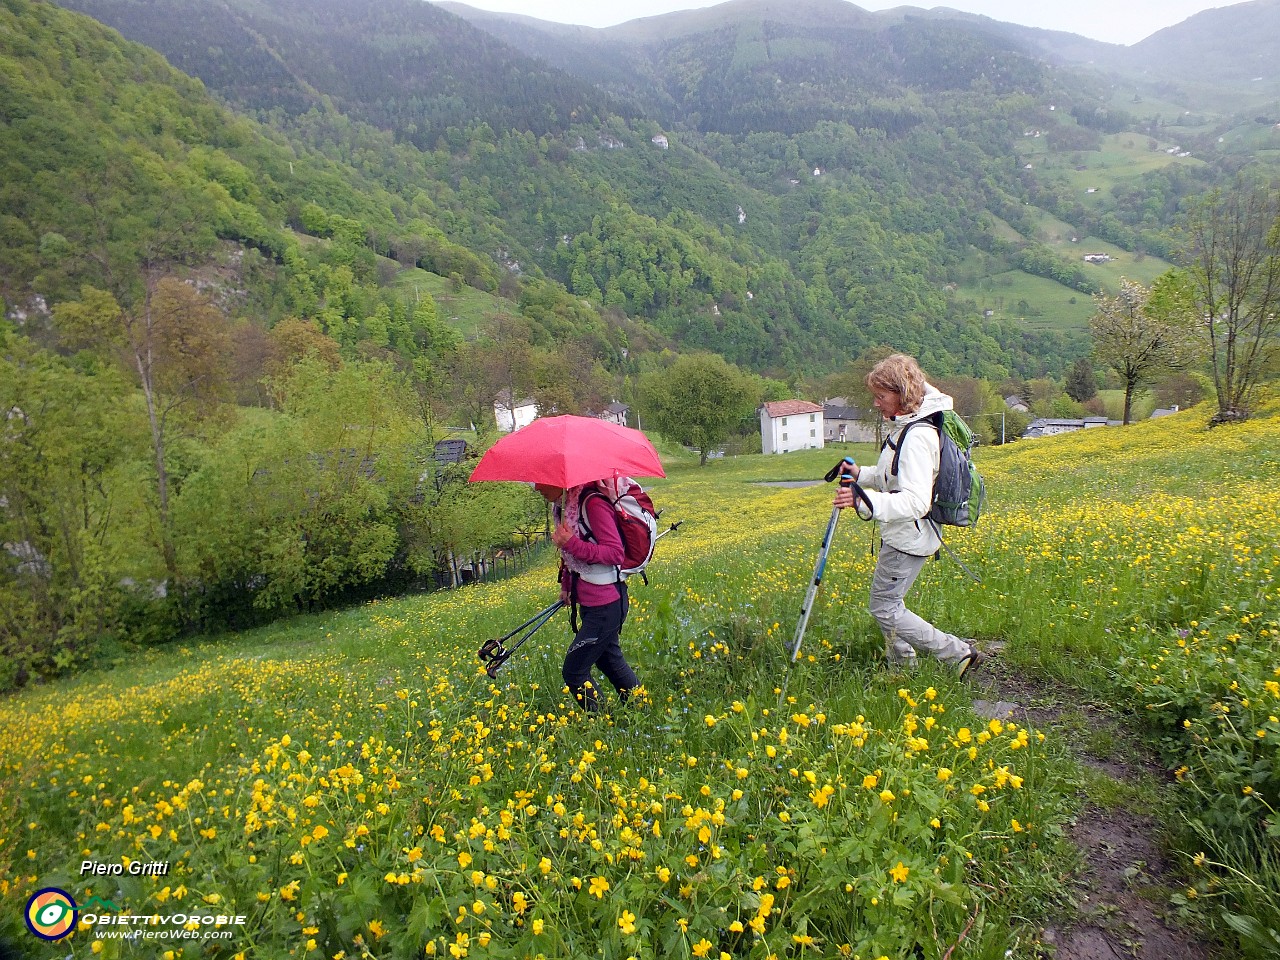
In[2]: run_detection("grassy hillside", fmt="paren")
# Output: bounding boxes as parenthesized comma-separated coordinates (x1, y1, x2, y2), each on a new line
(2, 400, 1277, 956)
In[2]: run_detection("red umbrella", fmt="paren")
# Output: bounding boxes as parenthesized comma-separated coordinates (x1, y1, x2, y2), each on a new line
(468, 415, 665, 488)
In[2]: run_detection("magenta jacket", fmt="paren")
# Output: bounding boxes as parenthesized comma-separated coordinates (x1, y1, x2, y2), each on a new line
(558, 493, 625, 607)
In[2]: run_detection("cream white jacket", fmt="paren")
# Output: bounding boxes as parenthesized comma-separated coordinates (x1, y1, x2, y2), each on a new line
(857, 386, 952, 557)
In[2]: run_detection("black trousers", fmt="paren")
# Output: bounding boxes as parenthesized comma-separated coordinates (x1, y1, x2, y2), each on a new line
(563, 583, 636, 711)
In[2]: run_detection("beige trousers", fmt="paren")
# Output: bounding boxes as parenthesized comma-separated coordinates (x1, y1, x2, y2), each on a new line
(869, 544, 970, 665)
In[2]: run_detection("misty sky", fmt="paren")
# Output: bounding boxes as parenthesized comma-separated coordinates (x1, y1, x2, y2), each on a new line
(445, 0, 1240, 47)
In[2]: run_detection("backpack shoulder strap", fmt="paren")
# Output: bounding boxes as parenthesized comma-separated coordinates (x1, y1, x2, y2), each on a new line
(579, 487, 628, 550)
(888, 418, 939, 476)
(577, 488, 604, 542)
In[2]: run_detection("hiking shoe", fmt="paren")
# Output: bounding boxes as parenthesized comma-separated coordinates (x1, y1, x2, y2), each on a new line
(956, 643, 985, 679)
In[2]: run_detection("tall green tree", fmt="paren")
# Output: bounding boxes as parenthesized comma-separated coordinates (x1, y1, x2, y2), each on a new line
(1089, 277, 1202, 426)
(638, 353, 760, 465)
(54, 277, 232, 578)
(1178, 179, 1280, 423)
(0, 329, 142, 686)
(1065, 357, 1098, 402)
(174, 358, 421, 617)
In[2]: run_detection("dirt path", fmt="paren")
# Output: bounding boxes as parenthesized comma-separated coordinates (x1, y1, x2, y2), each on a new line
(973, 663, 1219, 960)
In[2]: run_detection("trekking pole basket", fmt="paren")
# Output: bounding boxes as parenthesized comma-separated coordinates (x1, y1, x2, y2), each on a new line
(477, 600, 566, 677)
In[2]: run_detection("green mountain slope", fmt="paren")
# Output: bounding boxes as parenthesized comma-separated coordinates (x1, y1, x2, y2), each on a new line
(21, 0, 1280, 379)
(0, 0, 1059, 379)
(52, 0, 628, 147)
(0, 0, 513, 317)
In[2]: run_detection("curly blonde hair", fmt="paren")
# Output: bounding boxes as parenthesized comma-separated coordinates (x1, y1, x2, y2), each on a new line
(866, 354, 927, 415)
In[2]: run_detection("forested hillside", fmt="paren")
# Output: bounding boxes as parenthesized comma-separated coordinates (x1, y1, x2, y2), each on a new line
(14, 0, 1098, 376)
(45, 0, 1280, 376)
(0, 0, 630, 687)
(53, 0, 627, 143)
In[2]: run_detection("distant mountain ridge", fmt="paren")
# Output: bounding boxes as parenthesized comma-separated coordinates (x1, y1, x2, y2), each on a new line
(438, 0, 1280, 102)
(443, 0, 1066, 135)
(1127, 0, 1280, 85)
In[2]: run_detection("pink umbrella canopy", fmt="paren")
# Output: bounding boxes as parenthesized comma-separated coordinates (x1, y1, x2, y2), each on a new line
(468, 415, 665, 489)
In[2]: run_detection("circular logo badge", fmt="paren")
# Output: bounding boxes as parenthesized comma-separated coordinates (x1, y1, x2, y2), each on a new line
(25, 887, 78, 941)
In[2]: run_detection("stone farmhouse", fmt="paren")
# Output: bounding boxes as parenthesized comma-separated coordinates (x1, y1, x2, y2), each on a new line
(822, 398, 878, 443)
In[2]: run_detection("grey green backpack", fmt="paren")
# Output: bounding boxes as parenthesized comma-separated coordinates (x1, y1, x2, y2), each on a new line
(887, 409, 985, 528)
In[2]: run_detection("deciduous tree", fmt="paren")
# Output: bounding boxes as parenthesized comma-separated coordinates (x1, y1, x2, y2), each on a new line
(53, 277, 232, 577)
(1089, 277, 1201, 426)
(0, 330, 142, 685)
(1177, 179, 1280, 423)
(638, 353, 760, 465)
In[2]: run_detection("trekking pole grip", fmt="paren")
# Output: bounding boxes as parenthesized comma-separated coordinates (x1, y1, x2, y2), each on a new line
(823, 457, 856, 483)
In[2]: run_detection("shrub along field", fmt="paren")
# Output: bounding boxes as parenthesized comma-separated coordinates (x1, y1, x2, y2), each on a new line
(1, 402, 1277, 959)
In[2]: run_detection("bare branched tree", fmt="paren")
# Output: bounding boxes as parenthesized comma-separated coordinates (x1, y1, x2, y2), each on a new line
(1178, 179, 1280, 423)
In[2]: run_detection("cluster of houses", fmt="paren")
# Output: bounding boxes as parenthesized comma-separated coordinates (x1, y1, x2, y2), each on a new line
(490, 391, 1184, 455)
(1021, 404, 1180, 438)
(758, 396, 1184, 452)
(758, 399, 879, 454)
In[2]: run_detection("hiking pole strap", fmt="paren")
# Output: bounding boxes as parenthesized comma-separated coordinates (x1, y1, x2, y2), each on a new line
(929, 520, 982, 583)
(850, 481, 874, 519)
(824, 457, 874, 518)
(823, 457, 854, 483)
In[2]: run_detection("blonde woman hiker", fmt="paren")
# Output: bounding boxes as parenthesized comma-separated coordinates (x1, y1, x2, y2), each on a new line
(833, 353, 985, 676)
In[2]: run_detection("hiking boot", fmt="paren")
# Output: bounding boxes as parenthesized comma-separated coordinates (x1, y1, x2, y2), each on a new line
(956, 643, 985, 679)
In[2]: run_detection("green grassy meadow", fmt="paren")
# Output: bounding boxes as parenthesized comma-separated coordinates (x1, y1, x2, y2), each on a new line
(390, 268, 513, 339)
(958, 203, 1175, 335)
(2, 403, 1278, 958)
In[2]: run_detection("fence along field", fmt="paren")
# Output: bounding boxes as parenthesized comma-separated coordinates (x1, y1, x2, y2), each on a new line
(0, 401, 1277, 958)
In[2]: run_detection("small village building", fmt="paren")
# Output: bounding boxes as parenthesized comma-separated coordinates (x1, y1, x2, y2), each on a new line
(822, 399, 877, 443)
(599, 401, 629, 427)
(760, 400, 824, 454)
(1022, 416, 1119, 438)
(493, 389, 538, 433)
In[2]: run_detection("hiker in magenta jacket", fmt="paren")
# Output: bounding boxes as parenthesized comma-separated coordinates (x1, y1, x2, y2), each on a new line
(832, 354, 984, 677)
(535, 481, 639, 711)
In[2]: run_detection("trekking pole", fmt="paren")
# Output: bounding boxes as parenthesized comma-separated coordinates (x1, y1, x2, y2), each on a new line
(654, 520, 683, 542)
(781, 459, 873, 700)
(477, 599, 565, 678)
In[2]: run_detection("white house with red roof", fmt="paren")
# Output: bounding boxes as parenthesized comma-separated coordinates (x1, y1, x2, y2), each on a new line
(760, 400, 825, 455)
